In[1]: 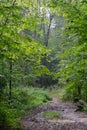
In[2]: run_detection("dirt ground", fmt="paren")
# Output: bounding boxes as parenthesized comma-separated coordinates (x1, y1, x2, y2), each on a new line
(21, 98, 87, 130)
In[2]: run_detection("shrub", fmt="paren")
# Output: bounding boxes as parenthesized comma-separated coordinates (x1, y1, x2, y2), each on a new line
(0, 86, 50, 129)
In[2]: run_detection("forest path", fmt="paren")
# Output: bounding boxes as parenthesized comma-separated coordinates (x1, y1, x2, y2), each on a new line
(21, 98, 87, 130)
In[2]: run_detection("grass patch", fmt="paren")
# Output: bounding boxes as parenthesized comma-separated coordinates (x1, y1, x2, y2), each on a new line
(43, 111, 61, 118)
(0, 86, 51, 129)
(48, 87, 66, 100)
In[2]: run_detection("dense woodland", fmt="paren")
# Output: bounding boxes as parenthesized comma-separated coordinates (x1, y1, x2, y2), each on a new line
(0, 0, 87, 129)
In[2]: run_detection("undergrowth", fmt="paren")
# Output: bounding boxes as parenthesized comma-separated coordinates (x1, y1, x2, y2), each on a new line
(48, 87, 66, 100)
(49, 86, 87, 112)
(0, 86, 51, 129)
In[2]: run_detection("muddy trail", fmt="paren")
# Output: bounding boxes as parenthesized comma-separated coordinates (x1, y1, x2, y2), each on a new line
(21, 98, 87, 130)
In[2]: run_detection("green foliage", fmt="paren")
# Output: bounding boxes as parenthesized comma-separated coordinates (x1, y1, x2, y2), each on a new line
(0, 102, 21, 129)
(0, 86, 50, 129)
(0, 0, 52, 104)
(49, 87, 66, 100)
(43, 111, 61, 118)
(51, 0, 87, 102)
(0, 1, 53, 128)
(0, 75, 6, 94)
(83, 106, 87, 112)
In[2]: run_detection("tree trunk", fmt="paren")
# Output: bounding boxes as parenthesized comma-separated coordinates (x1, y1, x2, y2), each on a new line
(9, 59, 12, 104)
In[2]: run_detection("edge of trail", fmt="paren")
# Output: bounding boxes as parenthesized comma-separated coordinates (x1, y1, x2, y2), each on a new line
(21, 97, 87, 130)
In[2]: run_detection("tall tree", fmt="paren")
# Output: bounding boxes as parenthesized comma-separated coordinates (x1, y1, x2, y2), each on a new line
(51, 0, 87, 101)
(0, 0, 50, 100)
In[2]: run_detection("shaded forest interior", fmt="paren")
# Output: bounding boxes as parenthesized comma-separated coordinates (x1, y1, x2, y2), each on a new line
(0, 0, 87, 129)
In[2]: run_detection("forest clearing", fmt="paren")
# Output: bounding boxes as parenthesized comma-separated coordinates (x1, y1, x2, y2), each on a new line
(0, 0, 87, 129)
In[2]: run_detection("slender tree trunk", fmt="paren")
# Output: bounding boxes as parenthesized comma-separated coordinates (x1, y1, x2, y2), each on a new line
(9, 59, 12, 104)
